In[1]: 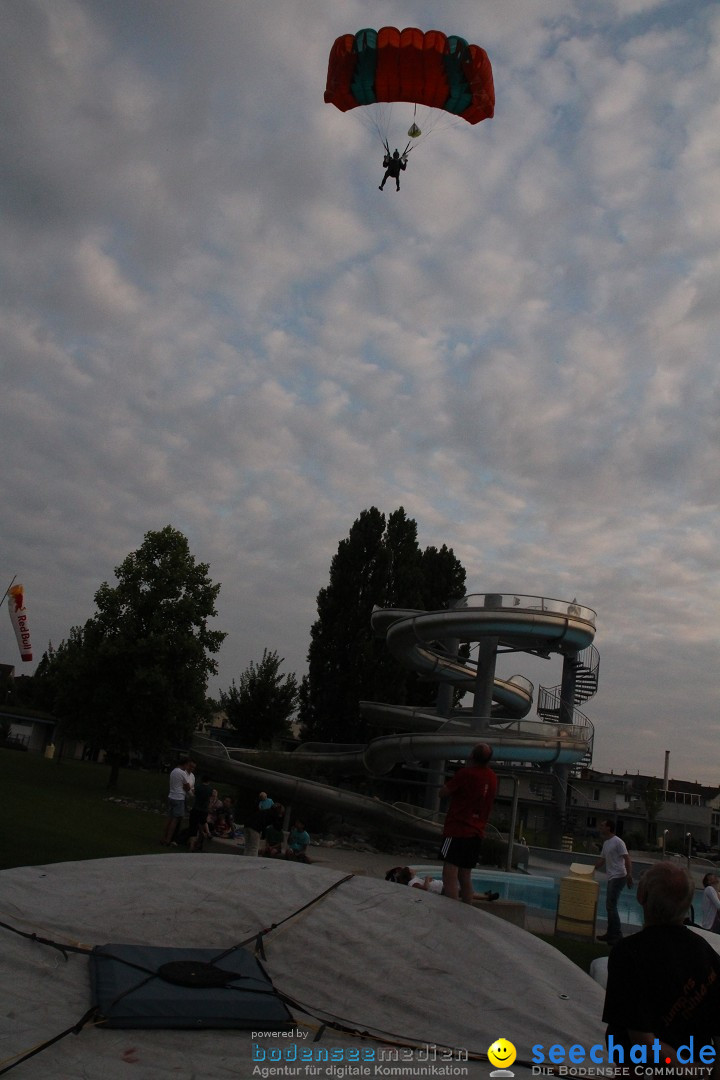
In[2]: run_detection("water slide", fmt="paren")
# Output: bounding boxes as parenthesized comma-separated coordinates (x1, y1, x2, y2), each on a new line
(192, 593, 597, 842)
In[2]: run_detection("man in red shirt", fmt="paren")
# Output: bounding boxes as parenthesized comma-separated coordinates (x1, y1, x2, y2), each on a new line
(440, 743, 497, 902)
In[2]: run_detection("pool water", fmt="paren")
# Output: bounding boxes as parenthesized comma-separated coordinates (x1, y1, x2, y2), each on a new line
(418, 866, 699, 928)
(420, 865, 559, 912)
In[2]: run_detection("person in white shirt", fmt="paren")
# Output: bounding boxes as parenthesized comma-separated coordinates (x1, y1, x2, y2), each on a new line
(701, 871, 720, 932)
(594, 819, 633, 945)
(385, 866, 499, 900)
(160, 757, 195, 846)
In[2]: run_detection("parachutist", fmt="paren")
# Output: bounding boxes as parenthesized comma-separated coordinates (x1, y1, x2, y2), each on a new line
(379, 148, 407, 191)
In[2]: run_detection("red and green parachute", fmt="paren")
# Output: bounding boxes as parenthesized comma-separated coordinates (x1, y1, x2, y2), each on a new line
(324, 26, 494, 149)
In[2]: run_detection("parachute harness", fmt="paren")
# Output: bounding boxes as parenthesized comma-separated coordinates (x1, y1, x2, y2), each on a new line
(382, 137, 411, 165)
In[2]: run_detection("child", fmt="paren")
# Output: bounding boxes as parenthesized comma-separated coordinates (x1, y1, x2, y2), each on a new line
(286, 820, 312, 863)
(261, 821, 284, 857)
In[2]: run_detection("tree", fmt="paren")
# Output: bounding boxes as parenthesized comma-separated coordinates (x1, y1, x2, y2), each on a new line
(39, 526, 225, 786)
(220, 649, 298, 748)
(298, 507, 465, 743)
(642, 778, 664, 844)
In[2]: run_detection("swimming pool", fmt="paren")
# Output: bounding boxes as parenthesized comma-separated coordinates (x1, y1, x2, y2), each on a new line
(423, 866, 559, 911)
(417, 865, 686, 928)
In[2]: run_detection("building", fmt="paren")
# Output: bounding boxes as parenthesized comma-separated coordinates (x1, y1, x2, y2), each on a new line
(493, 765, 720, 852)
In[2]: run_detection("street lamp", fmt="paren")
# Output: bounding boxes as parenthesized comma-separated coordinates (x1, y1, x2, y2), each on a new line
(662, 829, 669, 856)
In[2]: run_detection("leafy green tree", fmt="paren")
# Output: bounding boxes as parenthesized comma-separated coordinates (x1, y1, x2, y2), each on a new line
(38, 526, 225, 787)
(642, 778, 664, 843)
(35, 627, 94, 735)
(220, 649, 298, 748)
(298, 507, 465, 743)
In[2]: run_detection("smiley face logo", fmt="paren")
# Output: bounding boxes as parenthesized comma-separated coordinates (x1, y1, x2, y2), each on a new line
(488, 1038, 517, 1070)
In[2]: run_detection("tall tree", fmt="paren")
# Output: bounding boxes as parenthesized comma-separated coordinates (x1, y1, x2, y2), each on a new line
(642, 778, 664, 844)
(220, 649, 298, 748)
(39, 526, 225, 786)
(298, 507, 465, 743)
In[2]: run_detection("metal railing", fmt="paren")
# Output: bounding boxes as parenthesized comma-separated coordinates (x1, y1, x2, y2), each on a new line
(535, 644, 599, 772)
(457, 593, 596, 627)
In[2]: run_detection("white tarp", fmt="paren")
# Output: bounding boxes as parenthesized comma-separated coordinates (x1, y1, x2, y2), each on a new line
(0, 855, 606, 1079)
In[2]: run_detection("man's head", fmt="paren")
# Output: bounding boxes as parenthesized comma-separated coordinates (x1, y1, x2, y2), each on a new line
(637, 861, 694, 926)
(470, 743, 493, 766)
(703, 872, 719, 889)
(600, 819, 617, 838)
(392, 149, 400, 158)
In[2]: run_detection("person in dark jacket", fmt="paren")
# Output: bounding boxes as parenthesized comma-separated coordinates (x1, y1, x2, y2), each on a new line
(379, 149, 407, 191)
(603, 861, 720, 1073)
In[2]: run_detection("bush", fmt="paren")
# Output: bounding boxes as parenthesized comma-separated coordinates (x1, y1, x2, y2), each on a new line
(479, 836, 506, 867)
(622, 830, 647, 852)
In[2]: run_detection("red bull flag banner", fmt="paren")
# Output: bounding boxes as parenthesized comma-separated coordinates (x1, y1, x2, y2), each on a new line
(8, 584, 32, 662)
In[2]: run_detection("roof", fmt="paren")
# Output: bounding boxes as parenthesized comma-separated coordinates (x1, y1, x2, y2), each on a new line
(0, 707, 56, 727)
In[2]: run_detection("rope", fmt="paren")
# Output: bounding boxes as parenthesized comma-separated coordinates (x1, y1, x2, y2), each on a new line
(210, 872, 355, 962)
(0, 1008, 99, 1076)
(266, 983, 491, 1062)
(0, 920, 91, 961)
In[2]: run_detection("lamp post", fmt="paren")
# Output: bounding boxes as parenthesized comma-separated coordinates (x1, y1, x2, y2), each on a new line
(662, 829, 669, 856)
(686, 832, 693, 870)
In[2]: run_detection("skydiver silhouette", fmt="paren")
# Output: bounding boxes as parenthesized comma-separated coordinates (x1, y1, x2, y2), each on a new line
(379, 149, 407, 191)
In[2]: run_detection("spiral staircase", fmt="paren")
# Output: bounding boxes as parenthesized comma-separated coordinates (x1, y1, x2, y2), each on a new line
(536, 643, 600, 775)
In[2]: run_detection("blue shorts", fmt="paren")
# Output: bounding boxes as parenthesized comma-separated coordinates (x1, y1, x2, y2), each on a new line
(167, 798, 185, 819)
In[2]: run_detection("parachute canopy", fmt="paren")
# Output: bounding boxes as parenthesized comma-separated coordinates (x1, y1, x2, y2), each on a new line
(324, 27, 494, 125)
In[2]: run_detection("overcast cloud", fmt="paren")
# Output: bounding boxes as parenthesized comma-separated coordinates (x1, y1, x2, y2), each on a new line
(2, 0, 720, 783)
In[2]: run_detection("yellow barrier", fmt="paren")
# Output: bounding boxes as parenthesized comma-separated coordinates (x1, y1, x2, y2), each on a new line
(554, 874, 599, 939)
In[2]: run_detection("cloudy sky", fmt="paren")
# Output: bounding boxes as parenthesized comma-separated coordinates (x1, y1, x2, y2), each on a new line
(2, 0, 719, 784)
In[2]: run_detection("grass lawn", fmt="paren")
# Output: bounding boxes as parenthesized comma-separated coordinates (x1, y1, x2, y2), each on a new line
(535, 933, 609, 972)
(0, 748, 236, 870)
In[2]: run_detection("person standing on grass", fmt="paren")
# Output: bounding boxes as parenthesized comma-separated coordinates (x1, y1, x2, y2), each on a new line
(594, 819, 633, 945)
(187, 773, 213, 852)
(439, 743, 497, 903)
(243, 791, 274, 856)
(160, 757, 195, 846)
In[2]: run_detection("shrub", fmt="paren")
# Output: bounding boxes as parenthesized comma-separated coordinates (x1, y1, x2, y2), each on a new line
(480, 836, 506, 867)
